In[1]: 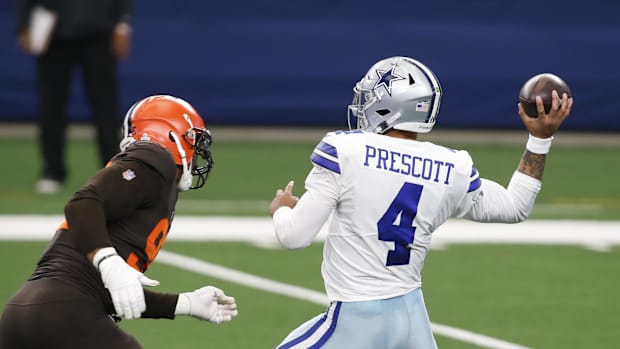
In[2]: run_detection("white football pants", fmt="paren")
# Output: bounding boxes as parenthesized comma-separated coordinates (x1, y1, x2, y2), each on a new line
(276, 288, 437, 349)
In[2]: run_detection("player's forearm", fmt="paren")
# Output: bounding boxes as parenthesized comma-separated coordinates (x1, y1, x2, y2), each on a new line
(517, 150, 546, 181)
(463, 173, 541, 223)
(517, 134, 554, 181)
(465, 135, 550, 222)
(142, 288, 178, 319)
(273, 207, 320, 249)
(273, 191, 332, 249)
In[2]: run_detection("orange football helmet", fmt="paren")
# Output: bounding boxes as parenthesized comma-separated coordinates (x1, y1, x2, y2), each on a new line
(120, 95, 213, 191)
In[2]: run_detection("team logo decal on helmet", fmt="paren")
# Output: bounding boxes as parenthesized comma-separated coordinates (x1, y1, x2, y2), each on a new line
(373, 65, 405, 96)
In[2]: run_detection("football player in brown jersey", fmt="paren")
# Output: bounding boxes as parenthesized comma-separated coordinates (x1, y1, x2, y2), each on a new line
(0, 95, 238, 349)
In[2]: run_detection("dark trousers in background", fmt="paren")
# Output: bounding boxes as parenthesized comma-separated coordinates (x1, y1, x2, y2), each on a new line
(37, 35, 121, 182)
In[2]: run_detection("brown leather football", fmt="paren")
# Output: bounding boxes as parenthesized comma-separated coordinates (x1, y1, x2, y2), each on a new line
(519, 73, 571, 118)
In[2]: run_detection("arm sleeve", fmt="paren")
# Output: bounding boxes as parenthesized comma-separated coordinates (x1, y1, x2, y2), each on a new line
(141, 289, 178, 319)
(459, 171, 542, 223)
(15, 0, 34, 32)
(64, 159, 166, 254)
(116, 0, 132, 23)
(273, 167, 339, 249)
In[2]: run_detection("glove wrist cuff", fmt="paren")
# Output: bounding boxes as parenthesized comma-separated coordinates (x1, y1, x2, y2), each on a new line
(92, 247, 119, 271)
(175, 293, 191, 316)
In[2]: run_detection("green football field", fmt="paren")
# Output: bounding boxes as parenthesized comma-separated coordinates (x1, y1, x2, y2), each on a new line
(1, 129, 619, 348)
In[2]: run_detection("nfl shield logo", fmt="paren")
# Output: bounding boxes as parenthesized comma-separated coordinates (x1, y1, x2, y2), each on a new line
(122, 169, 136, 181)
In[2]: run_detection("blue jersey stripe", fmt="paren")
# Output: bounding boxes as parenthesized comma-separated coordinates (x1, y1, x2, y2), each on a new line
(311, 153, 341, 174)
(316, 141, 338, 158)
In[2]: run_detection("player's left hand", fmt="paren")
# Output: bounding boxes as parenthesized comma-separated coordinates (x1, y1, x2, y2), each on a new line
(94, 247, 160, 320)
(269, 180, 299, 216)
(175, 286, 238, 323)
(518, 90, 573, 139)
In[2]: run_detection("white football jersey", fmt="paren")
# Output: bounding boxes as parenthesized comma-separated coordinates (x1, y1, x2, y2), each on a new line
(273, 130, 541, 302)
(308, 130, 479, 301)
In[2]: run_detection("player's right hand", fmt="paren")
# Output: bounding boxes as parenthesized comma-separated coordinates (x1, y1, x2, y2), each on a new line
(269, 180, 299, 216)
(518, 90, 573, 139)
(175, 286, 238, 323)
(112, 22, 131, 61)
(93, 247, 160, 320)
(17, 30, 31, 54)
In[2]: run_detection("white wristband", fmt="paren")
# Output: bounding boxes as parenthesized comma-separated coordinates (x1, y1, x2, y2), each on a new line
(526, 134, 553, 154)
(92, 247, 119, 271)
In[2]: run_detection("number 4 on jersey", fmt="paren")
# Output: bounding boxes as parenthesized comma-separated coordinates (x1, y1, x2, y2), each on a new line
(377, 182, 423, 266)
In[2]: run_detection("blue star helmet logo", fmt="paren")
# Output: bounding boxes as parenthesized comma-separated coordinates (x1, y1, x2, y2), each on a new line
(373, 65, 405, 96)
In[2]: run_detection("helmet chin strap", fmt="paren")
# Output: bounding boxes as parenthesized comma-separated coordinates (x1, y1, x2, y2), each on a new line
(169, 131, 192, 191)
(119, 136, 136, 151)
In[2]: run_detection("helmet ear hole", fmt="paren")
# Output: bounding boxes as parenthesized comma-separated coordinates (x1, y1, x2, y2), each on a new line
(376, 109, 391, 116)
(408, 74, 415, 85)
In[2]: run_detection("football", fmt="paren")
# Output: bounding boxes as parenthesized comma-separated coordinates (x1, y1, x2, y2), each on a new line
(518, 73, 571, 118)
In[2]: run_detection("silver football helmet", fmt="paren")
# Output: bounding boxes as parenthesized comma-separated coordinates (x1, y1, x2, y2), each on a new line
(348, 56, 442, 134)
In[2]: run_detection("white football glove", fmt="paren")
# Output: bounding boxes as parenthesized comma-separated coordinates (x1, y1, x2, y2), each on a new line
(175, 286, 238, 323)
(93, 247, 160, 320)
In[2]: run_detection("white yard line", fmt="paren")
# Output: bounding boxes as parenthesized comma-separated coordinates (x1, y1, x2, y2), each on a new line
(157, 250, 329, 306)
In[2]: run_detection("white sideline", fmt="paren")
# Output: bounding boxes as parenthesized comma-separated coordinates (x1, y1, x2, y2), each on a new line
(2, 215, 619, 251)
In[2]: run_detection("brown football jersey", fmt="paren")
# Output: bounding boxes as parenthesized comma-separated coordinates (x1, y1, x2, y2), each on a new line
(29, 141, 179, 316)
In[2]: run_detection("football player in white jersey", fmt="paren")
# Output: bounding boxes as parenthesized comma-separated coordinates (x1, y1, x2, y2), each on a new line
(269, 56, 572, 349)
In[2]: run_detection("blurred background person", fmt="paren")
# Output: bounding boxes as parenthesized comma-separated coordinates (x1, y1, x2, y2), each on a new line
(15, 0, 133, 194)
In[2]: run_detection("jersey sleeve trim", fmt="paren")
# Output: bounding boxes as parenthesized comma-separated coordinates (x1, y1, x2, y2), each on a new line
(467, 166, 481, 192)
(310, 141, 341, 174)
(316, 141, 338, 157)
